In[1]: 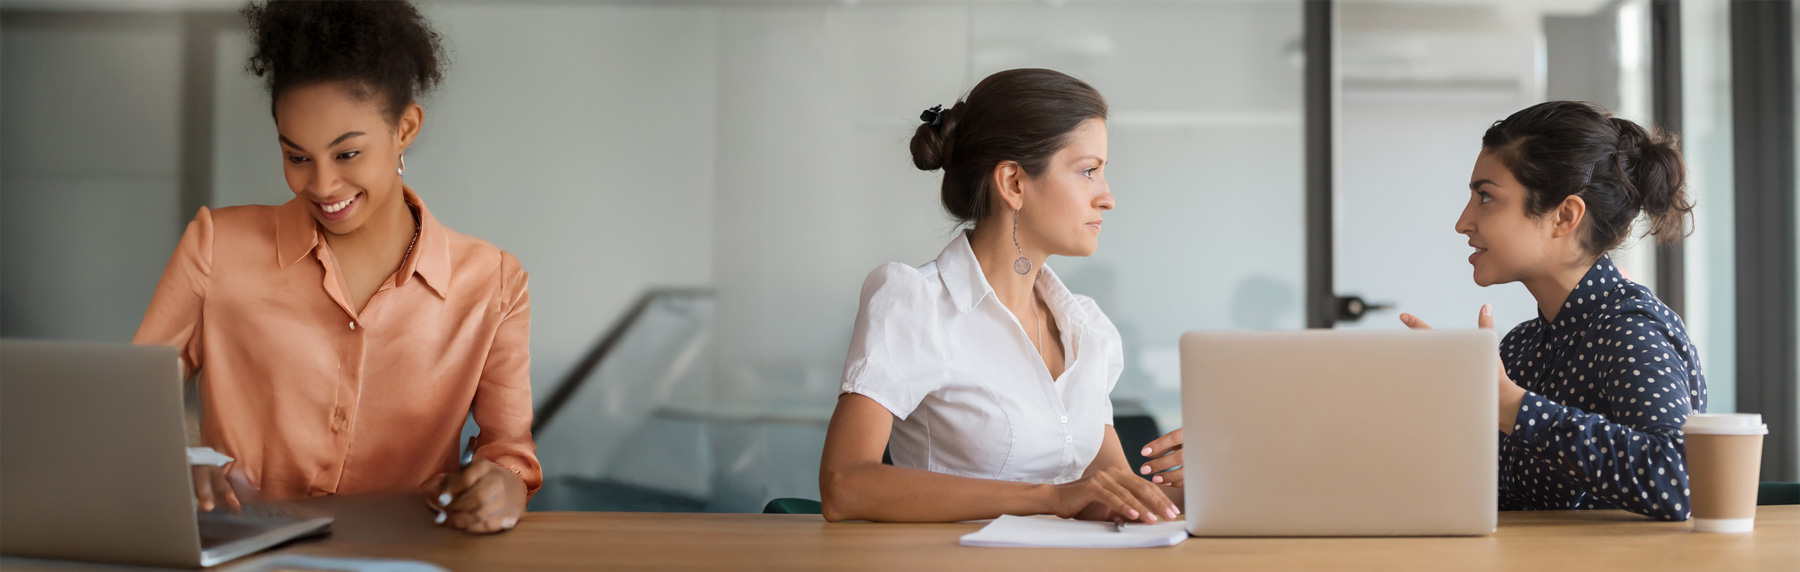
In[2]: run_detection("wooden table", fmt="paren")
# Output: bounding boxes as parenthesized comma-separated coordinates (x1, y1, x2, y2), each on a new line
(6, 499, 1796, 571)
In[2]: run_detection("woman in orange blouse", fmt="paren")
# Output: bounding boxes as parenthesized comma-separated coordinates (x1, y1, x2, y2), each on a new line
(135, 0, 536, 534)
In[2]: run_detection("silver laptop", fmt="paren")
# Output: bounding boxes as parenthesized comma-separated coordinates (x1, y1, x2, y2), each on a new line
(1, 340, 333, 568)
(1180, 330, 1497, 536)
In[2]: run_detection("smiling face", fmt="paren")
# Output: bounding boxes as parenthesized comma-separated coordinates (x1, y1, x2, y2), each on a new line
(1016, 118, 1114, 257)
(274, 82, 419, 236)
(1459, 148, 1570, 286)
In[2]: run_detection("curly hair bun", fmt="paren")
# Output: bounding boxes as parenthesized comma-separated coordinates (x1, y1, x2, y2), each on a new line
(244, 0, 447, 120)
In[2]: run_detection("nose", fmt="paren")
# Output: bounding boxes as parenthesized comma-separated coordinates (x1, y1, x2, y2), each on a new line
(309, 161, 343, 198)
(1095, 183, 1115, 211)
(1455, 199, 1476, 236)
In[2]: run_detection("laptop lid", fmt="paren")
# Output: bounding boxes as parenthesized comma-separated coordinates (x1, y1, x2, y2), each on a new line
(1, 340, 205, 567)
(1180, 330, 1498, 536)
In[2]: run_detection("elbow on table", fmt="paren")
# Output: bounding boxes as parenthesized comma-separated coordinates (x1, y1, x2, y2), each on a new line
(819, 466, 866, 523)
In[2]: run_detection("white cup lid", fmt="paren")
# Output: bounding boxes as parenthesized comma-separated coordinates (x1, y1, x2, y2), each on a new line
(1683, 413, 1769, 436)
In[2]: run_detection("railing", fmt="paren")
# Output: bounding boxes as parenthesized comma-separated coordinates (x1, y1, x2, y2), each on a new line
(532, 287, 713, 434)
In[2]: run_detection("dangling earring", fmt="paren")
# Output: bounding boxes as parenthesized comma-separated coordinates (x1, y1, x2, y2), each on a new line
(1012, 207, 1031, 275)
(397, 155, 406, 176)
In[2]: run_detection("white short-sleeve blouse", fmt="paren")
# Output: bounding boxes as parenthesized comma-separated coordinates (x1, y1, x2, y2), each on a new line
(839, 232, 1125, 484)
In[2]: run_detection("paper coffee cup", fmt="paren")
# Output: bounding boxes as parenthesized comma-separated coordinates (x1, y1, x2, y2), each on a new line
(1682, 413, 1768, 533)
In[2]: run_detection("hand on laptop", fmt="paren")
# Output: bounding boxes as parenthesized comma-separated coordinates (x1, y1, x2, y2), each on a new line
(1051, 467, 1181, 524)
(1138, 429, 1184, 488)
(192, 465, 258, 514)
(422, 458, 526, 534)
(1399, 305, 1529, 433)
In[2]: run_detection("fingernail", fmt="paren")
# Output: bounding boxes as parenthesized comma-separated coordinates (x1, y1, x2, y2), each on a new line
(1167, 507, 1179, 519)
(1139, 465, 1151, 475)
(438, 492, 452, 505)
(435, 510, 447, 524)
(1127, 509, 1138, 519)
(1140, 446, 1152, 456)
(502, 517, 518, 529)
(1146, 515, 1158, 523)
(1174, 505, 1183, 515)
(1152, 475, 1163, 483)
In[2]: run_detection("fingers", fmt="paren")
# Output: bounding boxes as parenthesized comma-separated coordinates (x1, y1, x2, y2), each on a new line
(1398, 313, 1434, 330)
(421, 473, 450, 510)
(1101, 469, 1176, 523)
(1139, 428, 1182, 459)
(1151, 466, 1184, 487)
(1088, 480, 1140, 522)
(1124, 471, 1180, 520)
(193, 467, 217, 512)
(439, 462, 523, 534)
(1139, 448, 1182, 477)
(226, 471, 260, 507)
(212, 467, 241, 513)
(1478, 303, 1495, 330)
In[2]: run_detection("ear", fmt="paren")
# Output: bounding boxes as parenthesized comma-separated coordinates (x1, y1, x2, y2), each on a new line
(1548, 194, 1587, 240)
(991, 160, 1027, 212)
(394, 102, 425, 153)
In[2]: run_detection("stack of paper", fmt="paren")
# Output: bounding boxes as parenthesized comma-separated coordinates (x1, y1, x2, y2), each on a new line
(958, 515, 1189, 548)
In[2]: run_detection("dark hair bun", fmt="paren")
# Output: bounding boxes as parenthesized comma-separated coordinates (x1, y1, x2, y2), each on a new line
(244, 0, 447, 120)
(1482, 101, 1694, 254)
(910, 110, 955, 172)
(1611, 117, 1693, 241)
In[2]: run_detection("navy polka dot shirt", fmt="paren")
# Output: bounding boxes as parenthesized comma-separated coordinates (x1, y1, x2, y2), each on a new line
(1498, 257, 1706, 521)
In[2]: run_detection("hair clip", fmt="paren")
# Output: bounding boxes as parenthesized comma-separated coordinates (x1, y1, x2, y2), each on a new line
(920, 105, 944, 126)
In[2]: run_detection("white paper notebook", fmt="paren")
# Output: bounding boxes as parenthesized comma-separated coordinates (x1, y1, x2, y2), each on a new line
(958, 516, 1189, 548)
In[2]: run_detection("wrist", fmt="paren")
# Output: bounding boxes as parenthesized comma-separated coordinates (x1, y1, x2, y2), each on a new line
(1031, 483, 1060, 515)
(1498, 384, 1528, 433)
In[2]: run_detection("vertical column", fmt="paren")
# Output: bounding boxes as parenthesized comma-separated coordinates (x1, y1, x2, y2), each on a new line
(1730, 0, 1798, 481)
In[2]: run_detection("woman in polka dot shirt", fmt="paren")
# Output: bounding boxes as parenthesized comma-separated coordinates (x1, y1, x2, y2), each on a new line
(1398, 101, 1704, 521)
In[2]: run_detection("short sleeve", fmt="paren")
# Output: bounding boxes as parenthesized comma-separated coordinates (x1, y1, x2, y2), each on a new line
(839, 263, 947, 420)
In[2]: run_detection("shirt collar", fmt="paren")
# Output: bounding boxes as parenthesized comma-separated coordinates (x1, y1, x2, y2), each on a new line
(934, 230, 1087, 327)
(275, 186, 452, 298)
(1545, 255, 1625, 333)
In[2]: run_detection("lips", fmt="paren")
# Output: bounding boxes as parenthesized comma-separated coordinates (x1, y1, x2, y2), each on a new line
(1086, 220, 1103, 233)
(314, 193, 360, 222)
(1468, 245, 1486, 265)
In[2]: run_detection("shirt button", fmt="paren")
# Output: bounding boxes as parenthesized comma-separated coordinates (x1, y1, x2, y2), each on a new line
(1065, 436, 1074, 444)
(1060, 416, 1069, 423)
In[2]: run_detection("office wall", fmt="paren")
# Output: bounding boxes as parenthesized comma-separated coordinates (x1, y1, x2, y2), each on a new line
(0, 14, 187, 342)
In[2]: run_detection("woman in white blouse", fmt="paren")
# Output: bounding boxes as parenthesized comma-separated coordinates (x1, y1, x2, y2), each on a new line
(819, 69, 1180, 524)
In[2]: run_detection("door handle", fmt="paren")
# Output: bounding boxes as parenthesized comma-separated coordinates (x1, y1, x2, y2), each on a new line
(1335, 295, 1395, 324)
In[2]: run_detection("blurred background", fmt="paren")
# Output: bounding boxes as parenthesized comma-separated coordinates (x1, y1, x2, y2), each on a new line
(1, 0, 1792, 511)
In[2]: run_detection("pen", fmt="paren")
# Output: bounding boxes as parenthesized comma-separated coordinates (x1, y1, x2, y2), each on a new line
(435, 435, 477, 524)
(1112, 517, 1126, 533)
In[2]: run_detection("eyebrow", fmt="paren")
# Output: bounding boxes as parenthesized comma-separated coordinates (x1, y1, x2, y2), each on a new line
(278, 131, 367, 152)
(1469, 179, 1496, 191)
(1079, 156, 1106, 166)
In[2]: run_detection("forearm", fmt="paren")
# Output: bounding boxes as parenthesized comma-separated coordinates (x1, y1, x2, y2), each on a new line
(820, 461, 1049, 523)
(1513, 392, 1691, 520)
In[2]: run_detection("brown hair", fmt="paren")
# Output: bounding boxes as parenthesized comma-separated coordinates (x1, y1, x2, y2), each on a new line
(1482, 101, 1693, 254)
(910, 69, 1108, 224)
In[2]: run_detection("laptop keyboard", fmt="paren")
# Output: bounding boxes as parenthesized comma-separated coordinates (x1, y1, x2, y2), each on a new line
(198, 514, 276, 548)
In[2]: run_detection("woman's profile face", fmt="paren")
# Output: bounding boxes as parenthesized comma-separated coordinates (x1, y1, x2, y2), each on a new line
(1021, 118, 1114, 258)
(1458, 149, 1557, 287)
(274, 82, 416, 236)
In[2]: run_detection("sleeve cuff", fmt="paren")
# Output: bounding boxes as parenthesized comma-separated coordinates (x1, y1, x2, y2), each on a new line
(841, 386, 914, 420)
(1510, 390, 1560, 444)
